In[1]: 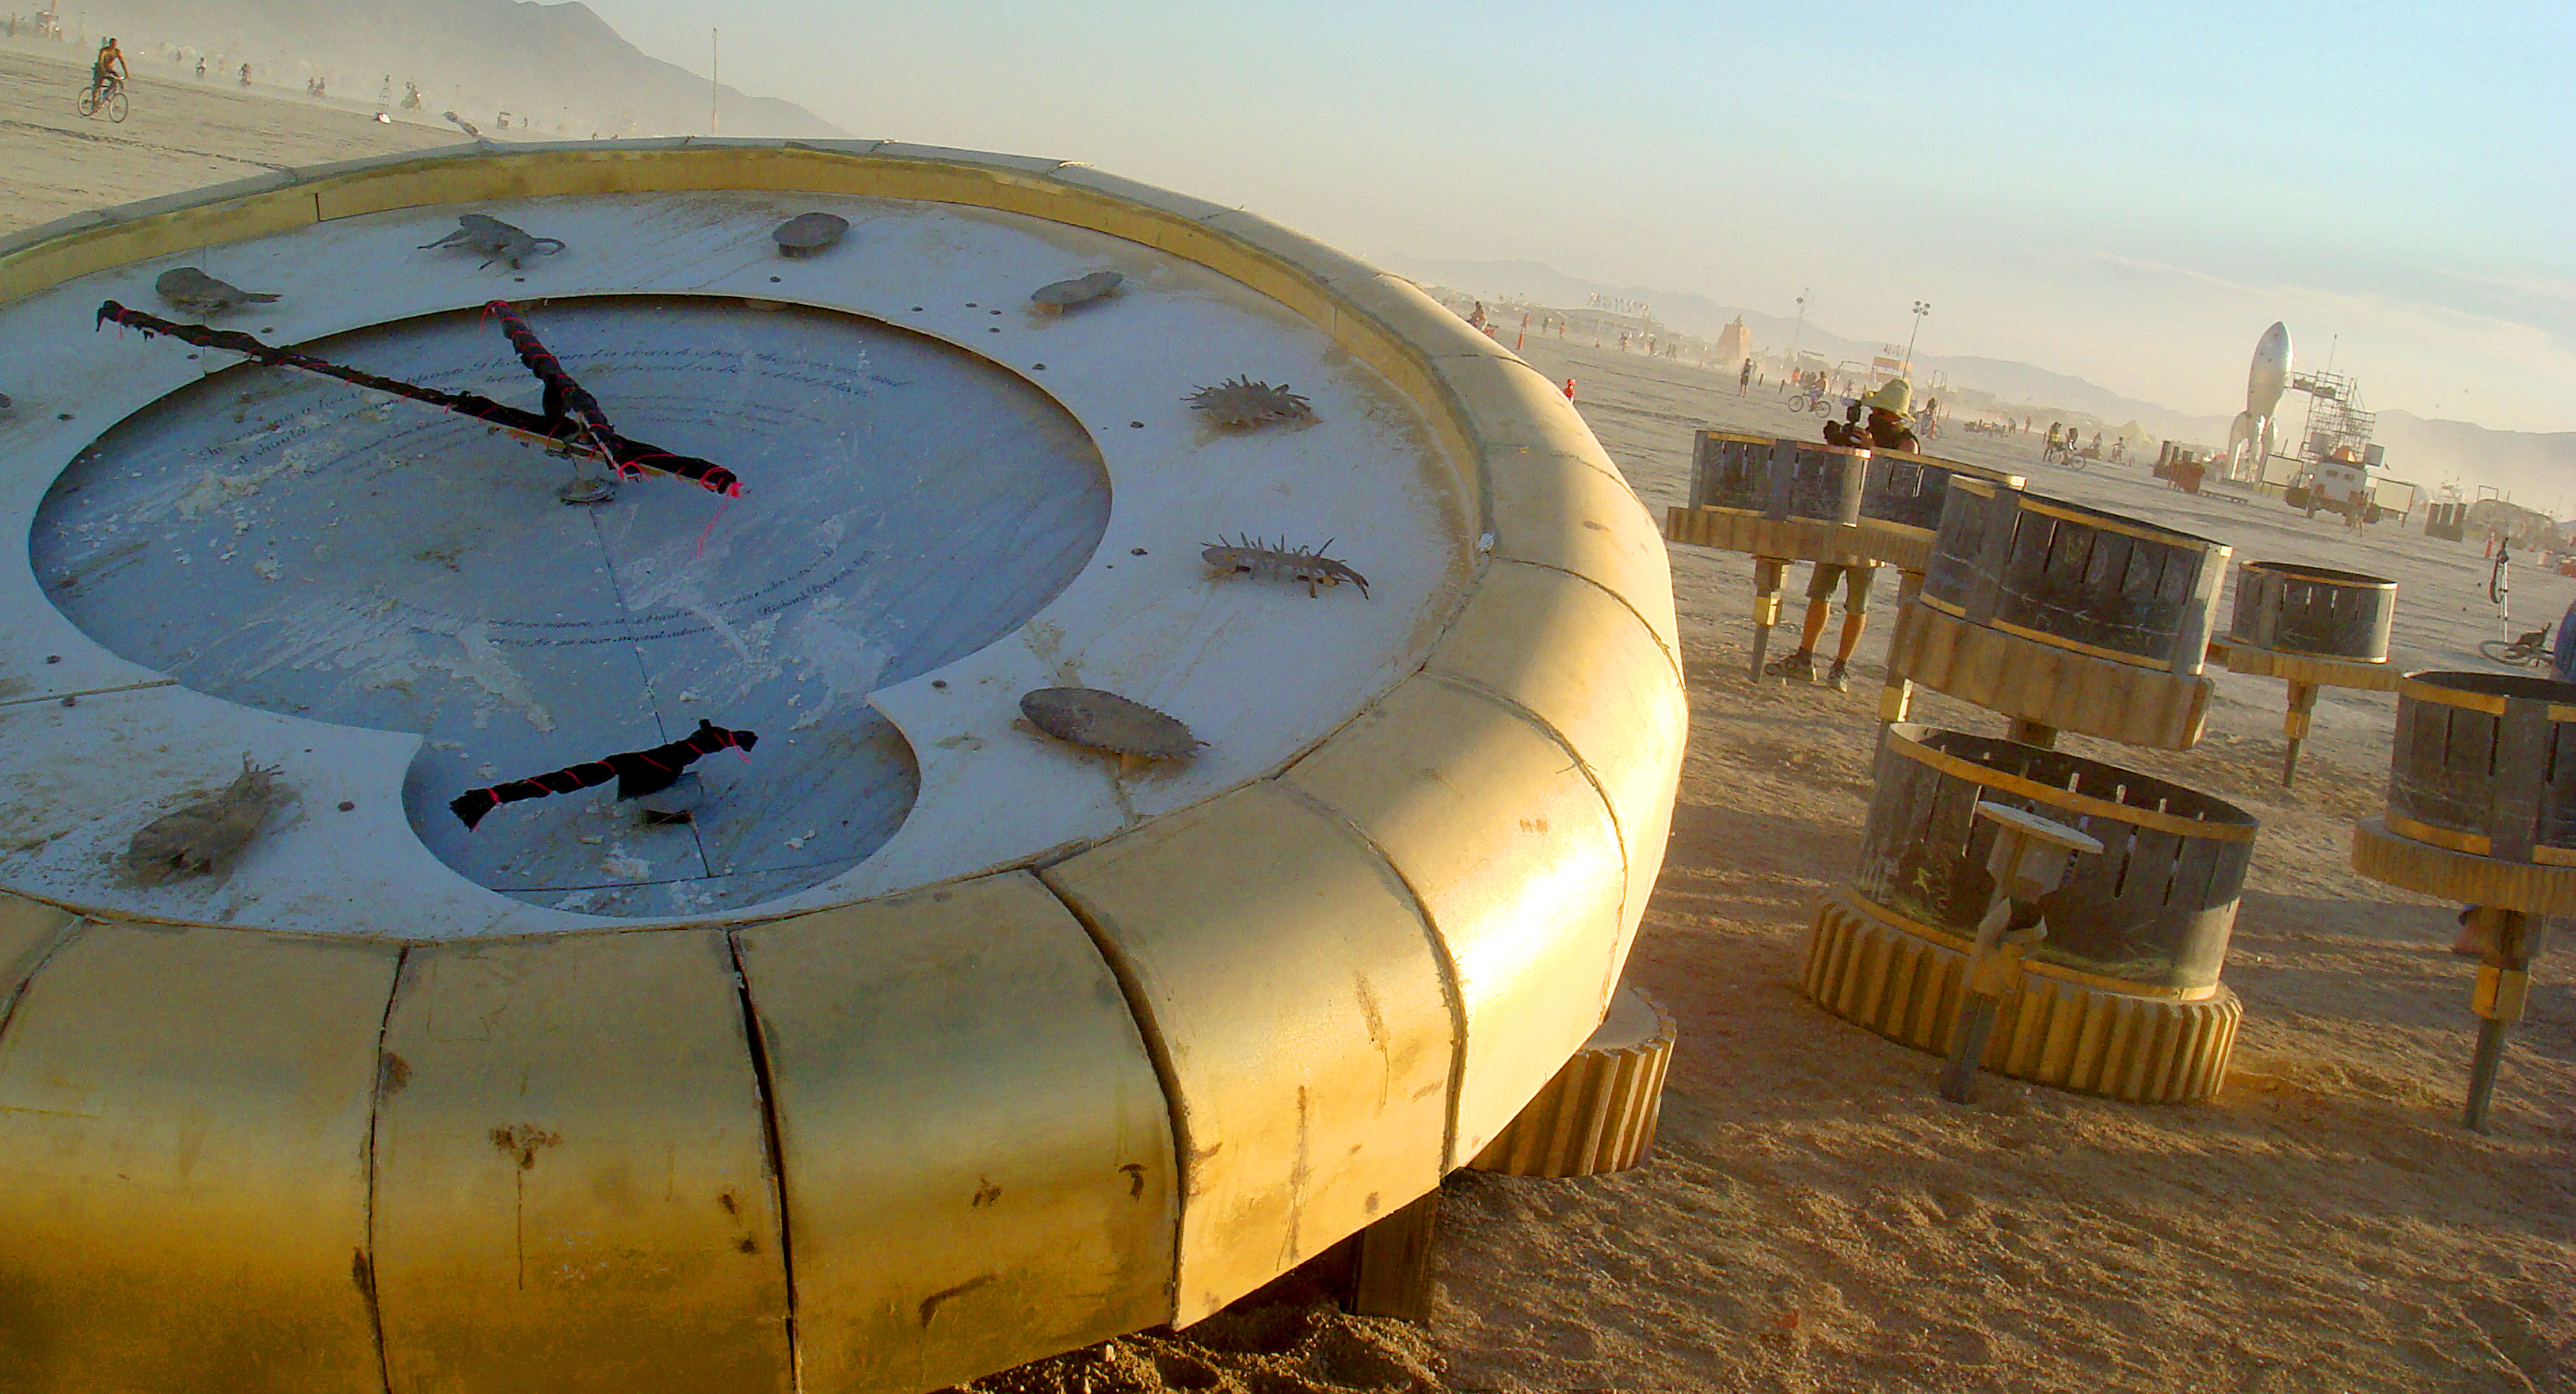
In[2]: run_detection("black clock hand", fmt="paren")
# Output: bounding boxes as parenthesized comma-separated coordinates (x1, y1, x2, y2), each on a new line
(96, 300, 743, 497)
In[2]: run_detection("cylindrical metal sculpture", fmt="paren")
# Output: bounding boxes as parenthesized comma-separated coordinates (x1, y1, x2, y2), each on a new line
(1664, 432, 1872, 678)
(2229, 562, 2396, 661)
(2385, 670, 2576, 860)
(1804, 725, 2256, 1103)
(1888, 478, 2230, 748)
(2352, 671, 2576, 1130)
(1684, 429, 1767, 510)
(2217, 562, 2401, 784)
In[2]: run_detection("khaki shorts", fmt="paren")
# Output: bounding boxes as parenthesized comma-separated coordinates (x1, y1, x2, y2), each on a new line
(1807, 562, 1877, 614)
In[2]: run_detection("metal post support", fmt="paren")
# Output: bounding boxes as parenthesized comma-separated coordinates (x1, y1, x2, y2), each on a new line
(2281, 680, 2319, 787)
(2461, 908, 2549, 1132)
(1939, 802, 2102, 1104)
(1878, 570, 1924, 727)
(1749, 557, 1788, 682)
(557, 447, 617, 505)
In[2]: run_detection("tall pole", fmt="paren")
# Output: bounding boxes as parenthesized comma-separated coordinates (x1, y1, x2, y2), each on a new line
(709, 29, 719, 135)
(1787, 288, 1808, 371)
(1905, 300, 1930, 375)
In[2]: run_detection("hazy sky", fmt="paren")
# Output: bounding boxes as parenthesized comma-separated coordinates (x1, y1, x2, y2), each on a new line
(588, 0, 2571, 434)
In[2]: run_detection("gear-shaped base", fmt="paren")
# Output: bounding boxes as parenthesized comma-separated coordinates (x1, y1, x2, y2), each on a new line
(1802, 889, 2240, 1104)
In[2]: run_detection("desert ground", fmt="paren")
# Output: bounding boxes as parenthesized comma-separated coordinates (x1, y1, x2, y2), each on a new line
(1, 42, 2566, 1393)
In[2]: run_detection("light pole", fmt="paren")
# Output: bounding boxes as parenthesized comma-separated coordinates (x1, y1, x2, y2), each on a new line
(1787, 288, 1809, 371)
(1905, 300, 1930, 376)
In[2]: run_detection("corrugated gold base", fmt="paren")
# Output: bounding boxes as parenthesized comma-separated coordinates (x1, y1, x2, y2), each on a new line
(1662, 506, 1875, 566)
(2351, 817, 2576, 916)
(1801, 889, 2239, 1104)
(1469, 986, 1675, 1176)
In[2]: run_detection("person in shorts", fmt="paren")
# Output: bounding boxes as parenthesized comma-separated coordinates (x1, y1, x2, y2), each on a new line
(1765, 379, 1920, 691)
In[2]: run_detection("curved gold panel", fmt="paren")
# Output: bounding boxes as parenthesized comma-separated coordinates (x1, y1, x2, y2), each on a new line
(1282, 676, 1629, 1163)
(0, 923, 397, 1392)
(1042, 783, 1453, 1324)
(734, 873, 1176, 1392)
(1427, 560, 1690, 946)
(371, 930, 791, 1393)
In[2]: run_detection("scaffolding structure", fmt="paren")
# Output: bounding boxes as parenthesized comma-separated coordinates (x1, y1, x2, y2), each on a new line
(2289, 370, 2376, 461)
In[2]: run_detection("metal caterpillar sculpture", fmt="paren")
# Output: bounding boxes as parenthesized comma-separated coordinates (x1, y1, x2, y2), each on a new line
(1200, 535, 1370, 598)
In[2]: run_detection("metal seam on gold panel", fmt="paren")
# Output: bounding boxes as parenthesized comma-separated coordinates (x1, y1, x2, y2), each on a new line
(726, 930, 805, 1388)
(1488, 556, 1683, 684)
(0, 914, 83, 1049)
(360, 943, 409, 1394)
(1416, 670, 1639, 934)
(1029, 875, 1189, 1311)
(1267, 776, 1471, 1172)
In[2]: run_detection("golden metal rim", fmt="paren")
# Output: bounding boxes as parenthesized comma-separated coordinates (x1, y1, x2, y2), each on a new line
(1885, 731, 2259, 843)
(2020, 497, 2228, 555)
(1834, 888, 2221, 1001)
(1988, 618, 2180, 672)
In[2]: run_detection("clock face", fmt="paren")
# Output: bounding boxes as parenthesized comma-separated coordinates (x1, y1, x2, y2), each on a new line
(0, 192, 1473, 934)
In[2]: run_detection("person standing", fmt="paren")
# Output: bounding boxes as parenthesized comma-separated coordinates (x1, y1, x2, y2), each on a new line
(1766, 379, 1919, 691)
(1738, 358, 1752, 395)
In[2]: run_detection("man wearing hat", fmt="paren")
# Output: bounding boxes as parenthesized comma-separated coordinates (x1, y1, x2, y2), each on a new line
(1766, 379, 1919, 691)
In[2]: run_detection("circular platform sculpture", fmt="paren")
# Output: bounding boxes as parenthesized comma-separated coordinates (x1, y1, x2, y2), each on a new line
(1888, 478, 2230, 749)
(1664, 431, 1870, 679)
(1803, 725, 2256, 1103)
(2353, 669, 2576, 1130)
(1468, 985, 1675, 1177)
(0, 143, 1689, 1392)
(2216, 562, 2400, 785)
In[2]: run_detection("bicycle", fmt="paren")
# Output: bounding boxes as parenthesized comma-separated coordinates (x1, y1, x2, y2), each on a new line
(76, 76, 128, 123)
(2480, 629, 2553, 670)
(1785, 391, 1835, 417)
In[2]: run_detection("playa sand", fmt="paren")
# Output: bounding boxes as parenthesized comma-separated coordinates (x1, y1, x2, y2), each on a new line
(0, 42, 454, 235)
(1424, 338, 2574, 1394)
(2, 56, 2563, 1392)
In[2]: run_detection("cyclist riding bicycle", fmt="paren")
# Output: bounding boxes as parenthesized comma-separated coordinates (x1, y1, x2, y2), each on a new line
(89, 36, 127, 100)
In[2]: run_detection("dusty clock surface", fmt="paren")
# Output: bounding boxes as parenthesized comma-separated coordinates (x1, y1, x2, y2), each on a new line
(0, 190, 1472, 935)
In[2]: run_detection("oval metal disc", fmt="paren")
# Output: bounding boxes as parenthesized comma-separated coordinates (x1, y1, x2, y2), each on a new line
(1020, 687, 1197, 759)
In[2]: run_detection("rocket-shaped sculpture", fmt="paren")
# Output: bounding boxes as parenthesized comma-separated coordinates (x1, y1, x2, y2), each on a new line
(2224, 322, 2292, 479)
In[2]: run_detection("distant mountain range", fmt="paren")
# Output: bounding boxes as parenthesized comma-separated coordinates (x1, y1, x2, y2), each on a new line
(1382, 256, 2576, 508)
(74, 0, 840, 139)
